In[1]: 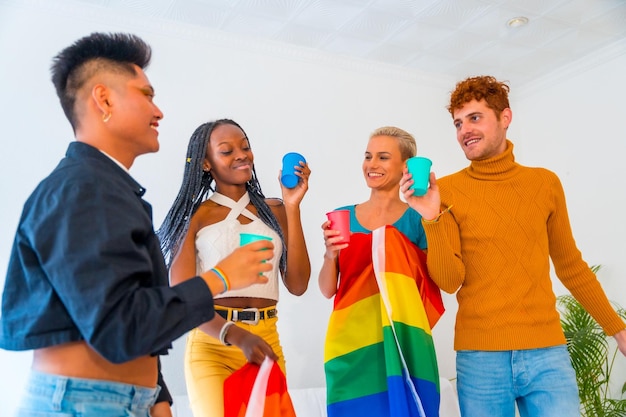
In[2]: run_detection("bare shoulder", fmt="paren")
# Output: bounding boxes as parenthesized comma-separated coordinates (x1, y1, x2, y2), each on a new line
(265, 198, 284, 207)
(266, 198, 287, 226)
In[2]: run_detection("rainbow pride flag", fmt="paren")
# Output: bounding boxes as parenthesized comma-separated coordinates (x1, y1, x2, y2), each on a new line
(224, 357, 296, 417)
(324, 225, 444, 417)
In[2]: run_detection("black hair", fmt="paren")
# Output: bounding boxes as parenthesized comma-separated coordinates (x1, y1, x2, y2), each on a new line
(50, 32, 152, 131)
(157, 119, 287, 275)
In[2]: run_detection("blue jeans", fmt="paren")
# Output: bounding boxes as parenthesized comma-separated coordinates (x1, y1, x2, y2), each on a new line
(15, 371, 160, 417)
(456, 346, 580, 417)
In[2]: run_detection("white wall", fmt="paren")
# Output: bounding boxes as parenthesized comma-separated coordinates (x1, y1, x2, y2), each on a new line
(1, 1, 624, 414)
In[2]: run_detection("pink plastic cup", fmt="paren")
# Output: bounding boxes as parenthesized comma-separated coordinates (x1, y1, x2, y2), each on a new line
(326, 210, 351, 244)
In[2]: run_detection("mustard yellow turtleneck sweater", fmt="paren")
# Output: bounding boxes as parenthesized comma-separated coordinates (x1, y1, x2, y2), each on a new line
(424, 140, 625, 351)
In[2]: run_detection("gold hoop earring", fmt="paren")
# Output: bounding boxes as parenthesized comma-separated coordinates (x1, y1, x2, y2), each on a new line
(102, 112, 112, 123)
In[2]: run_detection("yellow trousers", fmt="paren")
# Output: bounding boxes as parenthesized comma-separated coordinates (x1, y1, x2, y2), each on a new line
(184, 308, 285, 417)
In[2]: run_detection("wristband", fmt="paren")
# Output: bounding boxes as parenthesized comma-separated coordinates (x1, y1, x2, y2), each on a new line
(219, 321, 235, 346)
(422, 205, 453, 224)
(210, 267, 230, 293)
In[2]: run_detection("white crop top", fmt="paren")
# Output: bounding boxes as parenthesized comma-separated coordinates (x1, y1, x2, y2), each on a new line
(195, 192, 282, 301)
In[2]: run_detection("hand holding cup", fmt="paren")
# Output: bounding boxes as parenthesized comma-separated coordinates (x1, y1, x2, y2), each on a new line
(203, 240, 274, 294)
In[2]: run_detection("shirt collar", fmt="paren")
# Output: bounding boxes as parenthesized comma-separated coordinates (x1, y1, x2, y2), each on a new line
(98, 149, 146, 196)
(66, 142, 147, 197)
(99, 149, 131, 174)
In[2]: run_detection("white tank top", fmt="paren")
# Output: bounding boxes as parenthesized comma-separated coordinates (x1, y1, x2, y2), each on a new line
(195, 192, 282, 301)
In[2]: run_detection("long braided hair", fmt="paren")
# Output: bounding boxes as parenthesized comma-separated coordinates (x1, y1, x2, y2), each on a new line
(157, 119, 287, 275)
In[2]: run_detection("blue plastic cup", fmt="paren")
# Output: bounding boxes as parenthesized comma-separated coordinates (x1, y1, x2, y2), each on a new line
(281, 152, 306, 188)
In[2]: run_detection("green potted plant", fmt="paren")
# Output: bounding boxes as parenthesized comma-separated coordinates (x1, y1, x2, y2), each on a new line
(558, 266, 626, 417)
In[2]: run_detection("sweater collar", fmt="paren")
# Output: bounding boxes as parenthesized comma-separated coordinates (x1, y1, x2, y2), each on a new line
(466, 139, 521, 180)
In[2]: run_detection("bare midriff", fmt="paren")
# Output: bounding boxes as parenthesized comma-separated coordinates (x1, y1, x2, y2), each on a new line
(215, 296, 276, 309)
(33, 341, 157, 387)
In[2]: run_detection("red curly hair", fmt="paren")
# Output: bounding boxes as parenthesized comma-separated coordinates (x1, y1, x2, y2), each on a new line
(447, 76, 510, 120)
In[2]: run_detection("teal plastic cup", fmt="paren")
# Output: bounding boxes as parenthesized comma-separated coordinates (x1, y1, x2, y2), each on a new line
(281, 152, 306, 188)
(406, 156, 432, 196)
(240, 233, 273, 265)
(240, 233, 273, 246)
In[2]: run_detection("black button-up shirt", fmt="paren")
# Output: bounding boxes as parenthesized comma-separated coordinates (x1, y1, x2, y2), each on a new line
(0, 142, 214, 363)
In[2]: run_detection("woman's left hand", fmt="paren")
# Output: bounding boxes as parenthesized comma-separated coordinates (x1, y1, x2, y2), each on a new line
(279, 161, 310, 206)
(236, 330, 279, 365)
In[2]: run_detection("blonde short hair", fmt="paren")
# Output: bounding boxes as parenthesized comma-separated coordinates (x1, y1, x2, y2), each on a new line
(369, 126, 417, 161)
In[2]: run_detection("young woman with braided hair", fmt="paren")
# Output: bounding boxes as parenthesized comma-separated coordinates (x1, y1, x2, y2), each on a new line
(158, 118, 311, 417)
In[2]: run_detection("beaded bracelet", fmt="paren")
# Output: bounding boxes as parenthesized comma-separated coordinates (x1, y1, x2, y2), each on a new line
(210, 267, 231, 293)
(422, 205, 453, 224)
(219, 321, 235, 346)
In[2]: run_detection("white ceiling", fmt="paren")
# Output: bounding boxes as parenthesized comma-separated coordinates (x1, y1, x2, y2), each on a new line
(45, 0, 626, 88)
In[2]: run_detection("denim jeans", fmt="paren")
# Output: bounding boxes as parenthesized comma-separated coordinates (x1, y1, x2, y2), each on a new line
(456, 345, 580, 417)
(15, 371, 160, 417)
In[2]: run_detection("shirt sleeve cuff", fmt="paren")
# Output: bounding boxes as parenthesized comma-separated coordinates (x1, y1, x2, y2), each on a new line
(171, 276, 216, 324)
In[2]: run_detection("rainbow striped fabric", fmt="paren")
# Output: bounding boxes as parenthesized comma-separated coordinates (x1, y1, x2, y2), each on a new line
(224, 357, 296, 417)
(324, 225, 444, 417)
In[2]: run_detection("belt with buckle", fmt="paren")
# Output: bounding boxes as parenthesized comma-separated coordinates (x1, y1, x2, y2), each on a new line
(216, 307, 277, 325)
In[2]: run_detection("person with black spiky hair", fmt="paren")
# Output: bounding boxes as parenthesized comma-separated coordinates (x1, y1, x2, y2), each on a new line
(0, 32, 273, 417)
